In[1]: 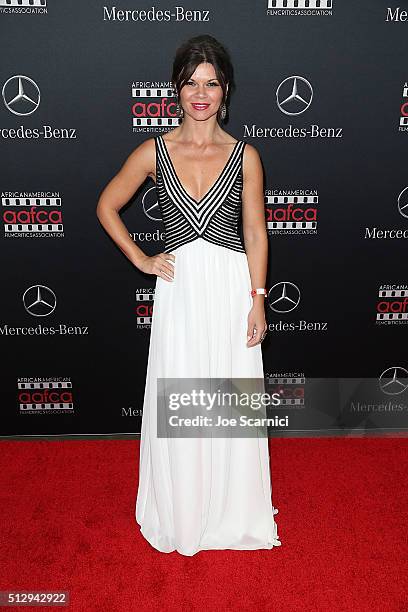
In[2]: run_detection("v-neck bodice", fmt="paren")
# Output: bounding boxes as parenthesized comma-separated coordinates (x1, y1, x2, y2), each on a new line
(158, 135, 240, 205)
(154, 134, 247, 254)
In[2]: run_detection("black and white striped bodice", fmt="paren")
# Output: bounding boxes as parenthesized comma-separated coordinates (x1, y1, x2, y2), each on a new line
(154, 134, 246, 253)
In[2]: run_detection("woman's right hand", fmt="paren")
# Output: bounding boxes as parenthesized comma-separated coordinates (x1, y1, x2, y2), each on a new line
(138, 252, 175, 282)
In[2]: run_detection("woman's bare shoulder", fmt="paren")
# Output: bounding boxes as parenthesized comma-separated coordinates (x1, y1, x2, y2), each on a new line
(124, 136, 156, 179)
(129, 135, 156, 157)
(242, 142, 264, 182)
(242, 141, 262, 165)
(243, 141, 260, 154)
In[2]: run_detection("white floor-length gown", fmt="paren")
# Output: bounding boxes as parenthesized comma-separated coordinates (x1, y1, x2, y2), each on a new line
(135, 133, 281, 556)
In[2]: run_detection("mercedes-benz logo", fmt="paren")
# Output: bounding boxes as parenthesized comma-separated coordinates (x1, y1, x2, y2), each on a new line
(22, 285, 57, 317)
(276, 76, 313, 116)
(379, 366, 408, 396)
(268, 281, 301, 313)
(397, 187, 408, 219)
(2, 75, 41, 116)
(143, 185, 162, 222)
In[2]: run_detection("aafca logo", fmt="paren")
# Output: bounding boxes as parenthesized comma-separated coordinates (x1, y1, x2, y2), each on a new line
(0, 0, 47, 13)
(267, 0, 332, 16)
(131, 82, 181, 132)
(2, 193, 64, 238)
(265, 372, 306, 406)
(400, 83, 408, 132)
(265, 190, 318, 235)
(376, 284, 408, 325)
(18, 378, 74, 415)
(135, 288, 154, 328)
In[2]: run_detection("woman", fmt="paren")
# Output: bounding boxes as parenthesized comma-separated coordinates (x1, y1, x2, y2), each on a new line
(96, 34, 281, 556)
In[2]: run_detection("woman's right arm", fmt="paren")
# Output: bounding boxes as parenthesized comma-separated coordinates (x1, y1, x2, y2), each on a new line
(96, 138, 175, 282)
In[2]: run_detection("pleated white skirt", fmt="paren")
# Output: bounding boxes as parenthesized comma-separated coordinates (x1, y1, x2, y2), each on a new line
(135, 238, 281, 556)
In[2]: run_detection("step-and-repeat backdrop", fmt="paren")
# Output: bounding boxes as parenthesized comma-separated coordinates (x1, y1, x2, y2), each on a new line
(1, 1, 407, 438)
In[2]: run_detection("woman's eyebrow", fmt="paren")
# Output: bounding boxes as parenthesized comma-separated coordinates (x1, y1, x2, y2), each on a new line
(188, 78, 219, 82)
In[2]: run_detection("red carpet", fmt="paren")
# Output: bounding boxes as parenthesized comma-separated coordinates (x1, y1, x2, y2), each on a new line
(0, 438, 406, 611)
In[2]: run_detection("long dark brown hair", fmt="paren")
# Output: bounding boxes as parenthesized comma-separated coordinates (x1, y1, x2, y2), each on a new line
(171, 34, 235, 123)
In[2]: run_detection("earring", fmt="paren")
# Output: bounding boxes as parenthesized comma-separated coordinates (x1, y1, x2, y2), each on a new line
(220, 103, 227, 120)
(176, 100, 184, 118)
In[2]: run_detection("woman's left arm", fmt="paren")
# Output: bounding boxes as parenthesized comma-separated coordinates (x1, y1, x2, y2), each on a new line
(241, 143, 268, 347)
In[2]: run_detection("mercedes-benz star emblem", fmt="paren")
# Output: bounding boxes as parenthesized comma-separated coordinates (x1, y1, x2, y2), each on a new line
(397, 187, 408, 219)
(2, 75, 41, 116)
(268, 282, 301, 313)
(379, 367, 408, 396)
(276, 76, 313, 116)
(143, 185, 162, 222)
(23, 285, 57, 317)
